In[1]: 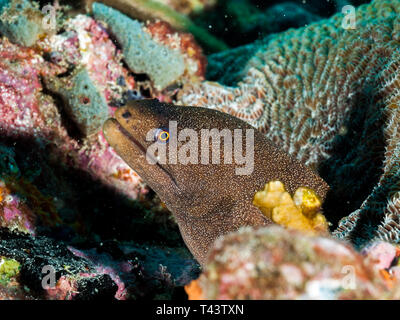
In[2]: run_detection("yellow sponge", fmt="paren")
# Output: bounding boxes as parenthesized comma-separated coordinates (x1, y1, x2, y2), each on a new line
(253, 181, 329, 234)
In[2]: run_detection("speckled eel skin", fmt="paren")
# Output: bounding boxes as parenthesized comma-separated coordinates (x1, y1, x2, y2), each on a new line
(103, 99, 329, 265)
(178, 0, 400, 248)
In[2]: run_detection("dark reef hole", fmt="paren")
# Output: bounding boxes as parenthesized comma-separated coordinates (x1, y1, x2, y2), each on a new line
(55, 65, 75, 79)
(319, 86, 387, 231)
(0, 135, 183, 248)
(36, 0, 81, 10)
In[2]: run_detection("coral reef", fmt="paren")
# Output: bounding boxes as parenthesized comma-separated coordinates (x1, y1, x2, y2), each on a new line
(193, 225, 399, 299)
(253, 181, 328, 234)
(178, 0, 400, 249)
(0, 228, 118, 300)
(0, 26, 144, 200)
(0, 1, 203, 300)
(1, 0, 400, 301)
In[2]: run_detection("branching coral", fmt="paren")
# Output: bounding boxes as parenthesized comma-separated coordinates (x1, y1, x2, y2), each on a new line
(178, 0, 400, 249)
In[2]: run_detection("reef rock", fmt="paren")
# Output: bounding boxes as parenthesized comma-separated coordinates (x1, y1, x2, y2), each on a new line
(193, 226, 398, 300)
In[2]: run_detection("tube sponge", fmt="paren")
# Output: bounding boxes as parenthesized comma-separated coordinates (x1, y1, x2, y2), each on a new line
(0, 0, 45, 47)
(92, 2, 185, 90)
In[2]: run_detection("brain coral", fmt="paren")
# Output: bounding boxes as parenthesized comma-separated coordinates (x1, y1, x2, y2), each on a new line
(178, 0, 400, 249)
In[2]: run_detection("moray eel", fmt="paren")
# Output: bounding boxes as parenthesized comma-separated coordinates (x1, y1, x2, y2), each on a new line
(103, 99, 329, 266)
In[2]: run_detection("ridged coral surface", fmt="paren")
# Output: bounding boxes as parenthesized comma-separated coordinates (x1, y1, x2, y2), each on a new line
(178, 0, 400, 248)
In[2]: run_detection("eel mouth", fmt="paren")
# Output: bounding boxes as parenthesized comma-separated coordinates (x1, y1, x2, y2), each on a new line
(103, 118, 179, 188)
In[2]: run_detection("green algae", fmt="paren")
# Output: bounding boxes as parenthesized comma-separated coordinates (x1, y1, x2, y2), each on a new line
(0, 257, 20, 284)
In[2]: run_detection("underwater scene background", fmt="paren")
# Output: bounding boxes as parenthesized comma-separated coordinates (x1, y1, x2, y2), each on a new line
(0, 0, 399, 300)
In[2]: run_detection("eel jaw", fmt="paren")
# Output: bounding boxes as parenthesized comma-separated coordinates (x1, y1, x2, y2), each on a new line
(103, 118, 179, 189)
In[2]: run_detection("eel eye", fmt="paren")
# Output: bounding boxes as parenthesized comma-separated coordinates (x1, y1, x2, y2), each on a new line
(155, 128, 169, 143)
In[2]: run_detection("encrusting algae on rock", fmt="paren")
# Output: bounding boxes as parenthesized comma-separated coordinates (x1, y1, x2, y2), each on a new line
(253, 181, 329, 234)
(0, 257, 20, 284)
(190, 226, 400, 300)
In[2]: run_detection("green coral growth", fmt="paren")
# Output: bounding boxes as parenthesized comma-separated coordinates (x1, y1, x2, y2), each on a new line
(0, 257, 20, 284)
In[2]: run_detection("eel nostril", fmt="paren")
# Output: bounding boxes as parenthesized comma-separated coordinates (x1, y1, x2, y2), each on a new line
(122, 111, 132, 119)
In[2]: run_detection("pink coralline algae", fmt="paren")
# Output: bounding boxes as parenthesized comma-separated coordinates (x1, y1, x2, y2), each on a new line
(0, 3, 208, 209)
(0, 4, 204, 300)
(45, 275, 79, 300)
(41, 14, 138, 106)
(0, 9, 207, 207)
